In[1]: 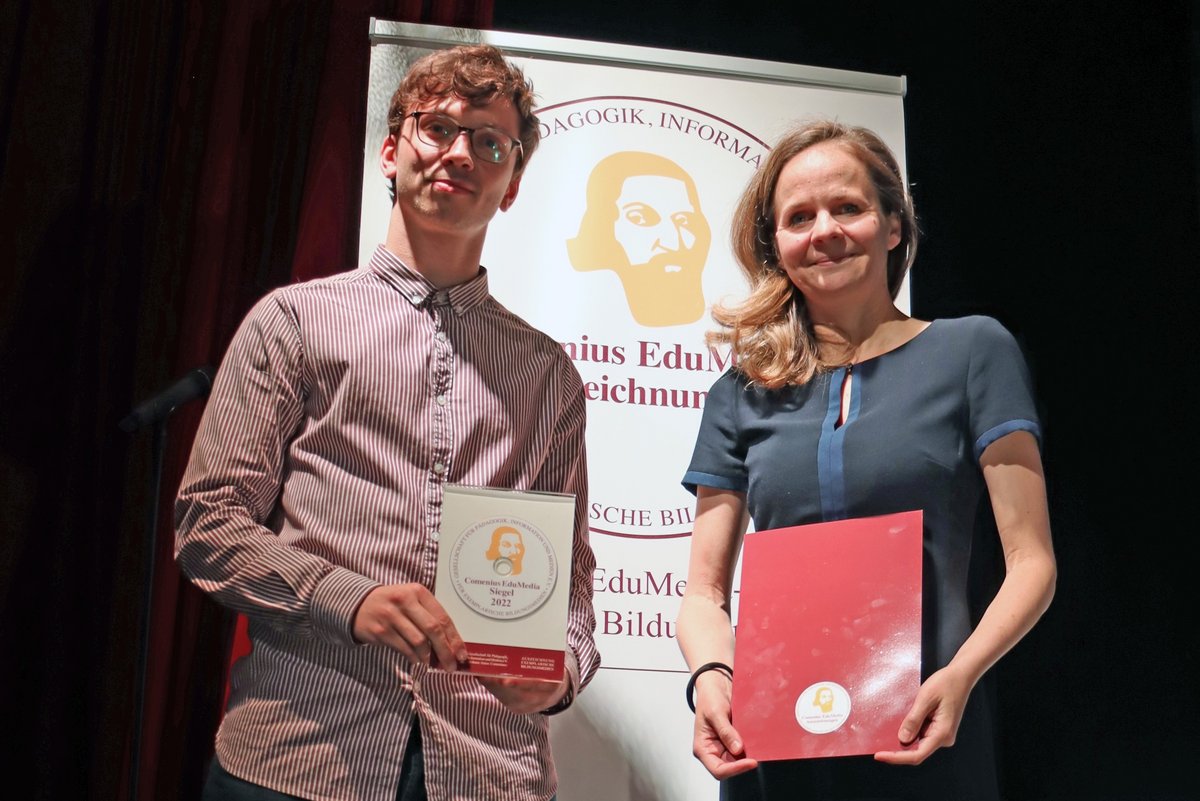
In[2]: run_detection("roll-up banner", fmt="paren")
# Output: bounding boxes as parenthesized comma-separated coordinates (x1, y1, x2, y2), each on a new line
(360, 21, 907, 800)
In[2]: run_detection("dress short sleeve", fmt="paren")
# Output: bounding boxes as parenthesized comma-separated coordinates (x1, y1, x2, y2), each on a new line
(966, 316, 1042, 461)
(682, 369, 749, 495)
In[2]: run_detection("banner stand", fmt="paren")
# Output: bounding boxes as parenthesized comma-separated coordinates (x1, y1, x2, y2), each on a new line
(361, 22, 907, 800)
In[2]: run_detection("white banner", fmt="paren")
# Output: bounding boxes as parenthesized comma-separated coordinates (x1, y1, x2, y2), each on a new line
(361, 21, 907, 800)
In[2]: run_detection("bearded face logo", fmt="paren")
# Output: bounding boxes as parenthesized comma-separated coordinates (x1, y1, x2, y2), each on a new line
(485, 526, 525, 576)
(568, 152, 711, 327)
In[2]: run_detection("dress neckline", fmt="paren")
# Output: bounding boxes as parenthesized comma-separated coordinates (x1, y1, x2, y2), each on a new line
(841, 318, 934, 370)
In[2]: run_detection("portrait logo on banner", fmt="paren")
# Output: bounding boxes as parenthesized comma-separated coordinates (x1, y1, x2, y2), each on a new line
(484, 95, 768, 670)
(567, 150, 711, 328)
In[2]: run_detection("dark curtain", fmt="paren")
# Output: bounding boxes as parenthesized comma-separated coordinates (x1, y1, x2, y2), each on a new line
(0, 1, 493, 799)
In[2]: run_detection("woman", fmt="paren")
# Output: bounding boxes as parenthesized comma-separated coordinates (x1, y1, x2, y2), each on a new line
(676, 119, 1056, 800)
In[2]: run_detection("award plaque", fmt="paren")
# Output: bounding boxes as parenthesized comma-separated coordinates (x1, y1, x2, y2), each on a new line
(435, 484, 576, 679)
(732, 509, 923, 760)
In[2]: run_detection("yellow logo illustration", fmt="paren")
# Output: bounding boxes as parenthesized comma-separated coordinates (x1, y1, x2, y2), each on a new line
(485, 525, 525, 576)
(568, 151, 711, 327)
(796, 681, 851, 734)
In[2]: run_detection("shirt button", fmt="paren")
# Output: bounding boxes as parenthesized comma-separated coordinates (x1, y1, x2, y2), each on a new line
(411, 293, 424, 305)
(433, 462, 445, 475)
(435, 395, 447, 406)
(431, 530, 440, 542)
(435, 331, 447, 342)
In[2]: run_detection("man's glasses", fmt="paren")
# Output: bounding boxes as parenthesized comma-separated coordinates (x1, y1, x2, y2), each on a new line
(408, 111, 523, 165)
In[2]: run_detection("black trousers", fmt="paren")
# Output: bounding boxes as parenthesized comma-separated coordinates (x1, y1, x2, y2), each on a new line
(202, 724, 427, 801)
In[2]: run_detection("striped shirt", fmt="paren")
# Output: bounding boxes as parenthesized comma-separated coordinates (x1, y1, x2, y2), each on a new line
(175, 245, 599, 801)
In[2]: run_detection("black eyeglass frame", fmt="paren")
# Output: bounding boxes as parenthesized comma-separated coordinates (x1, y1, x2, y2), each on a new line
(407, 111, 523, 165)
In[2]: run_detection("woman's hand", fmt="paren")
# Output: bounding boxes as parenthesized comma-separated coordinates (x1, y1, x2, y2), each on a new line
(873, 664, 972, 765)
(692, 669, 758, 779)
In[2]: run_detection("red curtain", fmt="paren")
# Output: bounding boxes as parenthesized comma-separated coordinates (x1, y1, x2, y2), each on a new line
(0, 2, 491, 800)
(146, 4, 496, 799)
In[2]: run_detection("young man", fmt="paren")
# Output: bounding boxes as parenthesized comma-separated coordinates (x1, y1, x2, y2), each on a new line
(175, 45, 599, 801)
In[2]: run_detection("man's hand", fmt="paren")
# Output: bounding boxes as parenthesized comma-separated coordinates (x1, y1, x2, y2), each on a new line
(352, 583, 468, 671)
(476, 673, 570, 715)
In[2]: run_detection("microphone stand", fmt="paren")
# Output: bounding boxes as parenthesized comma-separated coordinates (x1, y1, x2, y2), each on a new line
(128, 418, 166, 801)
(120, 367, 213, 801)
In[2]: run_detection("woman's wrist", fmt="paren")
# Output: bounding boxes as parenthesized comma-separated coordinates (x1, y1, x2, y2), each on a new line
(686, 661, 734, 712)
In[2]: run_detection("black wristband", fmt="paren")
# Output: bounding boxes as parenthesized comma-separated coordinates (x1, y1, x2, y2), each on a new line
(685, 661, 733, 713)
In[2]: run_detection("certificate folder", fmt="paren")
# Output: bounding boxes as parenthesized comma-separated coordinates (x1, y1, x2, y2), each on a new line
(434, 484, 576, 680)
(731, 510, 923, 760)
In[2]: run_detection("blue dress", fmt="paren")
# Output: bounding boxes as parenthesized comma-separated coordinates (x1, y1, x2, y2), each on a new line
(683, 316, 1041, 801)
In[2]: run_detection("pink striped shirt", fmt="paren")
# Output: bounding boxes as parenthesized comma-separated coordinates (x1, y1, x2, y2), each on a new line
(175, 245, 599, 801)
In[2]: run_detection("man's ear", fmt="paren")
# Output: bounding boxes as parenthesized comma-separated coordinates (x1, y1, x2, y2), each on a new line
(499, 173, 522, 212)
(379, 134, 399, 180)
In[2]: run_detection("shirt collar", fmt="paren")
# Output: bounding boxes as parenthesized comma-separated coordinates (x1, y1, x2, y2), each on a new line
(368, 244, 490, 316)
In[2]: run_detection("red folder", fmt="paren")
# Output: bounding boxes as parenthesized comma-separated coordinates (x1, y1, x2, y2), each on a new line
(731, 510, 923, 760)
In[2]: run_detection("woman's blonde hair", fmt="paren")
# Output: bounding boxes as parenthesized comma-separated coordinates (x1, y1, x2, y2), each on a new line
(711, 119, 918, 388)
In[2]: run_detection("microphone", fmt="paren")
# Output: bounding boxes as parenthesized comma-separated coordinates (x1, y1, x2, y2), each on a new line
(119, 366, 215, 433)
